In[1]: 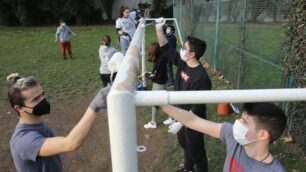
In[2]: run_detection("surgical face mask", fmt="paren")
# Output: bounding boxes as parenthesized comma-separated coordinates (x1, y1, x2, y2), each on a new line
(233, 119, 260, 145)
(180, 48, 188, 61)
(25, 98, 51, 116)
(166, 28, 172, 35)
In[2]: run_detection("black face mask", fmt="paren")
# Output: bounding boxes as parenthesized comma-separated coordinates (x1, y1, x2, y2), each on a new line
(25, 98, 50, 116)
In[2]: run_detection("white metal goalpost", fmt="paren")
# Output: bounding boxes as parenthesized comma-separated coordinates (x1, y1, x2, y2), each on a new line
(107, 18, 306, 172)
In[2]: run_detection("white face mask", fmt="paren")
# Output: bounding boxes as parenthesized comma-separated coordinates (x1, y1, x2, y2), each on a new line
(166, 28, 172, 35)
(180, 48, 188, 61)
(233, 119, 260, 145)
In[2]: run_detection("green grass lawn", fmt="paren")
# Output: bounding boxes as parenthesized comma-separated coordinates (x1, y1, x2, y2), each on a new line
(0, 26, 305, 171)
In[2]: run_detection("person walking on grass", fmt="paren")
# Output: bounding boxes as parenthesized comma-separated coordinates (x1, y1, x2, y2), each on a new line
(161, 102, 286, 172)
(7, 73, 109, 172)
(143, 42, 168, 129)
(155, 18, 212, 172)
(55, 20, 76, 60)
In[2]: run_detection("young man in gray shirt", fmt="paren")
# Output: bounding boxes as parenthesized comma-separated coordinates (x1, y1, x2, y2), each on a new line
(161, 102, 286, 172)
(7, 73, 109, 172)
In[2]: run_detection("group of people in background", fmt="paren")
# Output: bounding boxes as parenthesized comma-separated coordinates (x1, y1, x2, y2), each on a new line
(7, 5, 287, 172)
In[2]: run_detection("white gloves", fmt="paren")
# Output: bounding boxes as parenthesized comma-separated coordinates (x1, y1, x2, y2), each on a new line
(155, 17, 166, 31)
(108, 52, 124, 73)
(168, 122, 183, 134)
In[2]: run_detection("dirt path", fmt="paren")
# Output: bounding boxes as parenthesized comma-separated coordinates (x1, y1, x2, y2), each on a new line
(0, 96, 168, 172)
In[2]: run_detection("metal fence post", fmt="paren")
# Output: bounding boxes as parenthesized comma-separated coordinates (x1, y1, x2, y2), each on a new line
(237, 0, 248, 88)
(213, 0, 221, 69)
(180, 0, 183, 39)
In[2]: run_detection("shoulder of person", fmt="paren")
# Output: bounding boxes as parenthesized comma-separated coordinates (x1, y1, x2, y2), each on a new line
(197, 65, 209, 74)
(116, 18, 123, 22)
(219, 122, 234, 143)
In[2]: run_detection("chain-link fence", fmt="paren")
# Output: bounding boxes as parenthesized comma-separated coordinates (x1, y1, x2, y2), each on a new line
(173, 0, 289, 89)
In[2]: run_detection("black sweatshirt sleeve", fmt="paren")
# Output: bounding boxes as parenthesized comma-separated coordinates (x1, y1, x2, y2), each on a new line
(190, 70, 212, 117)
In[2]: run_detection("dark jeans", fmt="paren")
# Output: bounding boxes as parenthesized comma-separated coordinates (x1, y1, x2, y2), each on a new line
(100, 73, 117, 87)
(167, 62, 174, 84)
(177, 126, 208, 172)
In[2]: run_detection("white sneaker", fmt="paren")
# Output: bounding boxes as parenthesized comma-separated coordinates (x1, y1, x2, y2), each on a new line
(144, 122, 157, 129)
(163, 118, 175, 125)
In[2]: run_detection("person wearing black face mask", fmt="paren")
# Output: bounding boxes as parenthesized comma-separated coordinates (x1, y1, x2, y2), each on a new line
(98, 35, 119, 87)
(23, 98, 51, 116)
(7, 73, 110, 172)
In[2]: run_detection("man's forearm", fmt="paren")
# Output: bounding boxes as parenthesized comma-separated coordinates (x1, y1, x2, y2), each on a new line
(156, 29, 168, 47)
(161, 105, 222, 138)
(66, 107, 97, 150)
(161, 105, 196, 125)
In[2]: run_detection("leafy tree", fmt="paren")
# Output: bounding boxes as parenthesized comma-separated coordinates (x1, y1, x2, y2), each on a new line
(0, 0, 115, 25)
(0, 0, 18, 25)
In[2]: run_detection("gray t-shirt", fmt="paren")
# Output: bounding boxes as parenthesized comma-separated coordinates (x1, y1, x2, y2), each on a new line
(115, 11, 137, 39)
(10, 123, 63, 172)
(220, 122, 285, 172)
(99, 45, 118, 74)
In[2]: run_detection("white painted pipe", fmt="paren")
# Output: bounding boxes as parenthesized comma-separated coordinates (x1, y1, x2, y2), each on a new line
(141, 22, 146, 87)
(107, 18, 145, 172)
(107, 91, 137, 172)
(134, 89, 306, 106)
(174, 18, 184, 46)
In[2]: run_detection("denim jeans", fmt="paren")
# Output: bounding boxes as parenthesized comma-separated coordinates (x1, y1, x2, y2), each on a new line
(119, 36, 131, 55)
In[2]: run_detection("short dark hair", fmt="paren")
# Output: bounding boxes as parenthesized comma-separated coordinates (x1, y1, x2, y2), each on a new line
(186, 36, 206, 60)
(242, 102, 286, 143)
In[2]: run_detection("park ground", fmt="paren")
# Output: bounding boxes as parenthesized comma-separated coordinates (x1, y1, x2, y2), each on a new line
(0, 25, 305, 171)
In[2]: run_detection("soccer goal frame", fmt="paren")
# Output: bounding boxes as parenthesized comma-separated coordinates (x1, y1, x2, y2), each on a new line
(107, 18, 306, 172)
